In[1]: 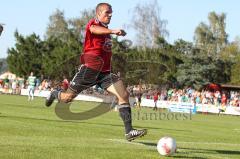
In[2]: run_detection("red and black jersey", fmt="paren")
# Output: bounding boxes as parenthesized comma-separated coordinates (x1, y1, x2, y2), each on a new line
(81, 18, 112, 72)
(154, 94, 158, 102)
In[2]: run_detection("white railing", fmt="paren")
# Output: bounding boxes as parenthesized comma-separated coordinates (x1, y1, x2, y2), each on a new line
(7, 89, 238, 116)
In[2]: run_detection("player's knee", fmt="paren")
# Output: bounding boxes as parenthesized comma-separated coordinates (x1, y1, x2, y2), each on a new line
(62, 95, 73, 103)
(61, 93, 76, 103)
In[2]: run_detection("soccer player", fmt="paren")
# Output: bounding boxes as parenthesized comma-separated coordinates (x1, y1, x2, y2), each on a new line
(61, 76, 69, 91)
(27, 72, 36, 101)
(153, 92, 158, 111)
(136, 93, 142, 109)
(45, 3, 147, 141)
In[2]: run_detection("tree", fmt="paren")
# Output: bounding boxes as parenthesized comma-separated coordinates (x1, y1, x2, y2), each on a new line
(42, 32, 81, 80)
(220, 40, 240, 85)
(43, 9, 90, 80)
(68, 9, 95, 41)
(220, 43, 239, 61)
(194, 22, 215, 55)
(45, 9, 69, 40)
(208, 12, 228, 52)
(124, 45, 182, 85)
(194, 12, 228, 56)
(230, 54, 240, 84)
(7, 31, 44, 78)
(46, 8, 95, 43)
(174, 39, 194, 55)
(176, 50, 230, 89)
(130, 0, 168, 49)
(0, 58, 8, 73)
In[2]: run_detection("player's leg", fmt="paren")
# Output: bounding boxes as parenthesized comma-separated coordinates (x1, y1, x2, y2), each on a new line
(102, 75, 147, 141)
(136, 101, 139, 109)
(153, 101, 157, 111)
(137, 100, 141, 110)
(45, 88, 78, 106)
(45, 73, 81, 106)
(106, 80, 133, 132)
(31, 87, 35, 100)
(28, 86, 31, 101)
(45, 65, 97, 106)
(106, 80, 129, 104)
(28, 87, 30, 101)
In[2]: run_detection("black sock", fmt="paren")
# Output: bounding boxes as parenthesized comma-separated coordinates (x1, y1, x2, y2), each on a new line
(119, 106, 133, 134)
(52, 89, 61, 101)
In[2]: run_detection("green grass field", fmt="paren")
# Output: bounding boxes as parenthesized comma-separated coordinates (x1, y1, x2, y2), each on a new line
(0, 94, 239, 159)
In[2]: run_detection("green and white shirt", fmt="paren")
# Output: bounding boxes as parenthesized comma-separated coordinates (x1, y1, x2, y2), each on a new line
(28, 76, 36, 87)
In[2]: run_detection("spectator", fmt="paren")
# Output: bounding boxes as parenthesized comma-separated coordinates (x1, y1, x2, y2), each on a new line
(11, 79, 17, 94)
(61, 76, 70, 91)
(27, 72, 36, 101)
(153, 92, 158, 111)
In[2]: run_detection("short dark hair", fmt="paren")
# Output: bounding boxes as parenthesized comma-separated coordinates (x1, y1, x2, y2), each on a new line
(96, 3, 111, 13)
(0, 24, 3, 36)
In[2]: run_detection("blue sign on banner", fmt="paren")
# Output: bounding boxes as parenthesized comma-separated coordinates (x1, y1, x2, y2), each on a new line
(168, 102, 197, 114)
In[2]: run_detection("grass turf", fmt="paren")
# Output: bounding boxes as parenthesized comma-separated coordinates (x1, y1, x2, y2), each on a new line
(0, 94, 239, 159)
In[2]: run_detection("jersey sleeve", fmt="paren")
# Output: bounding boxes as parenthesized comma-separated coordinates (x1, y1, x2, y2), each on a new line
(86, 19, 99, 32)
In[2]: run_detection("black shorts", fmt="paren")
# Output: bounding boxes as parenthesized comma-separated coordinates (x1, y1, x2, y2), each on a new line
(69, 65, 120, 94)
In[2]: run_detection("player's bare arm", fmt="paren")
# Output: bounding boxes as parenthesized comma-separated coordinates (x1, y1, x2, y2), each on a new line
(90, 25, 127, 36)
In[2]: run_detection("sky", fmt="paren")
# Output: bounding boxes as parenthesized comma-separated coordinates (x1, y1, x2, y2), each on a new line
(0, 0, 240, 58)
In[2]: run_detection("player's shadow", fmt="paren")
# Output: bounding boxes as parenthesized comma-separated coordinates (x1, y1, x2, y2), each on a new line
(171, 156, 207, 159)
(134, 125, 191, 132)
(88, 122, 191, 132)
(136, 141, 240, 158)
(137, 141, 157, 147)
(180, 147, 240, 155)
(0, 114, 190, 133)
(0, 115, 78, 123)
(135, 141, 207, 159)
(0, 114, 112, 125)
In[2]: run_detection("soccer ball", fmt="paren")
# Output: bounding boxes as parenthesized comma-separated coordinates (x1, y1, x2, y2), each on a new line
(157, 136, 177, 156)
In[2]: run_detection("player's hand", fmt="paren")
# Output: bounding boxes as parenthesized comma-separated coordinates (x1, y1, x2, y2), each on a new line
(117, 29, 126, 36)
(112, 29, 127, 36)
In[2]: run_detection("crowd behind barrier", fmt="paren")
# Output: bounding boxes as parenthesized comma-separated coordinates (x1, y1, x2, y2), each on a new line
(0, 76, 240, 115)
(128, 85, 240, 107)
